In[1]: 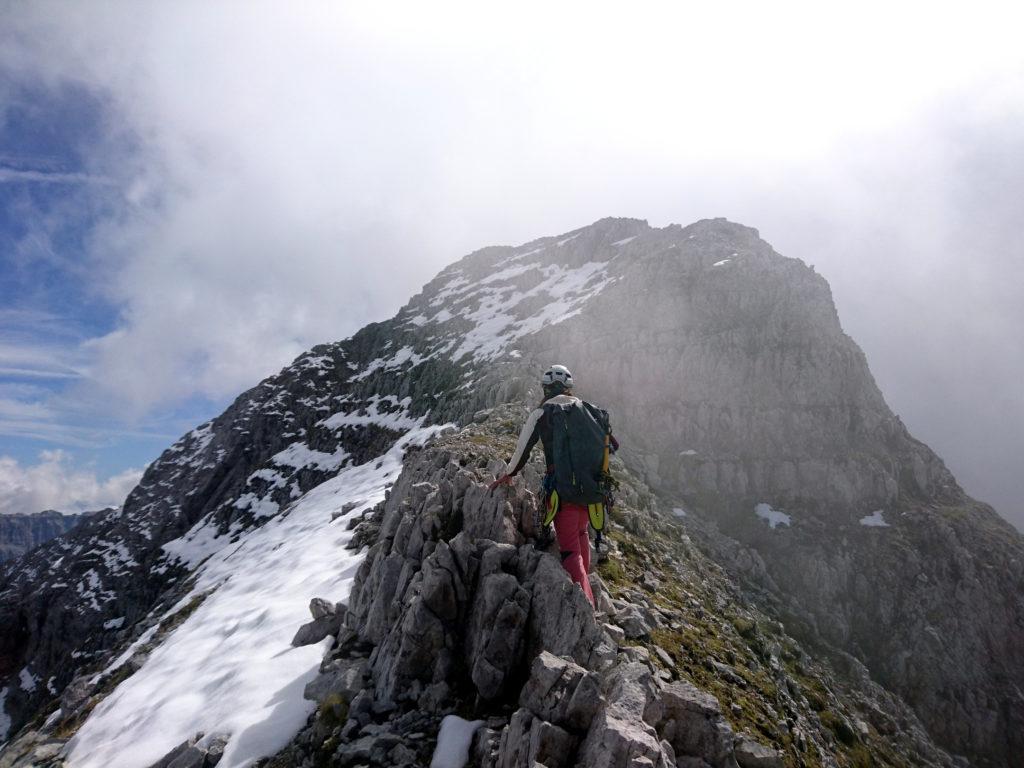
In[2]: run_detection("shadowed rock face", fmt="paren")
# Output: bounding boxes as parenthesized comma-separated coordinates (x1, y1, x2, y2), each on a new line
(0, 511, 86, 564)
(529, 220, 1023, 766)
(402, 215, 1024, 763)
(0, 216, 1020, 767)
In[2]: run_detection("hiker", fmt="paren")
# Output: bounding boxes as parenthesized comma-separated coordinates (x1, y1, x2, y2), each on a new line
(489, 365, 618, 608)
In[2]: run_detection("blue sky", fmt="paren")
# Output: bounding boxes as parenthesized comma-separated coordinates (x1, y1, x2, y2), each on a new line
(0, 79, 225, 510)
(1, 3, 1022, 528)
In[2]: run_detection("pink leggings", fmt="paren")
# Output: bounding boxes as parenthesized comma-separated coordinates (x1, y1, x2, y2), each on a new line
(554, 502, 595, 607)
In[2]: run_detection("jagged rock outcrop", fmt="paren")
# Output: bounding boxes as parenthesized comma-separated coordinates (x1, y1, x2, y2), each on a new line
(265, 409, 956, 768)
(0, 511, 86, 564)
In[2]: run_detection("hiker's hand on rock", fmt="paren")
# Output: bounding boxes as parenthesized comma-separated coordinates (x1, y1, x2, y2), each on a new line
(489, 474, 513, 492)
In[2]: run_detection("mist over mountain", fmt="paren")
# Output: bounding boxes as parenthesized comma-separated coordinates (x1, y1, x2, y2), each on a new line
(0, 218, 1020, 768)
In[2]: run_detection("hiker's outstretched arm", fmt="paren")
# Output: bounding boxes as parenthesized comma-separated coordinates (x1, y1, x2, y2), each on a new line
(505, 407, 544, 476)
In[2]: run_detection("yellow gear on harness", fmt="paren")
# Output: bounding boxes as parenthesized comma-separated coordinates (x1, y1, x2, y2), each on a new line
(543, 433, 612, 530)
(543, 489, 606, 531)
(544, 489, 559, 526)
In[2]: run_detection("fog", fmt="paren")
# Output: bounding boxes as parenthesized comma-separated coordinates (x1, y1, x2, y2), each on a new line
(1, 2, 1021, 528)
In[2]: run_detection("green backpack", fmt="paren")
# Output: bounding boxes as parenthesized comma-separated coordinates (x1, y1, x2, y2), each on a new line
(543, 399, 616, 533)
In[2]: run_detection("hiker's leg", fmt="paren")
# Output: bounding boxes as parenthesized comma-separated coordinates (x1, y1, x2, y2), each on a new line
(555, 503, 594, 607)
(575, 507, 594, 605)
(577, 510, 591, 575)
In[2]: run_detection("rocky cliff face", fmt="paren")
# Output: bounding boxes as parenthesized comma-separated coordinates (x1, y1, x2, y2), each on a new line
(263, 406, 955, 768)
(0, 217, 1020, 768)
(0, 512, 86, 565)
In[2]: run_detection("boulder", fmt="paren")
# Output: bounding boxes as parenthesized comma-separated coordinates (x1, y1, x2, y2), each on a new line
(578, 708, 673, 768)
(466, 571, 531, 699)
(59, 675, 95, 720)
(526, 553, 617, 671)
(145, 734, 203, 768)
(656, 681, 735, 768)
(615, 603, 652, 640)
(497, 708, 575, 768)
(734, 738, 784, 768)
(303, 658, 367, 705)
(291, 612, 343, 647)
(309, 597, 336, 619)
(577, 663, 674, 768)
(519, 651, 603, 731)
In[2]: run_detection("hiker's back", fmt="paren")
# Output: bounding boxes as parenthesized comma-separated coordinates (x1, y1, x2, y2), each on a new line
(544, 396, 611, 505)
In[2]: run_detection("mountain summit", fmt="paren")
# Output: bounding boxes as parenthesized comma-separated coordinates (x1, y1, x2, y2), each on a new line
(1, 218, 1020, 768)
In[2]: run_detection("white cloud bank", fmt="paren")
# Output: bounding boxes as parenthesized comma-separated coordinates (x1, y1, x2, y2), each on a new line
(1, 1, 1020, 415)
(0, 451, 142, 516)
(0, 2, 1022, 527)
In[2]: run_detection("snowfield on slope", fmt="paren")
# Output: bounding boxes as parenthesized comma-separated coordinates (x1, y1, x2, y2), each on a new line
(66, 425, 445, 768)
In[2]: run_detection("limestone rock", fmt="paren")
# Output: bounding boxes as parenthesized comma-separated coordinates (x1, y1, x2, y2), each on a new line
(466, 571, 531, 699)
(656, 681, 735, 767)
(309, 597, 336, 620)
(497, 709, 575, 768)
(577, 663, 674, 768)
(303, 658, 367, 705)
(291, 612, 343, 647)
(519, 651, 603, 731)
(734, 738, 783, 768)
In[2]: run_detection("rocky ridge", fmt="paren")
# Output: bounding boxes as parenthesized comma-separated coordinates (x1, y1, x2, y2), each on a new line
(0, 216, 1020, 767)
(258, 405, 955, 768)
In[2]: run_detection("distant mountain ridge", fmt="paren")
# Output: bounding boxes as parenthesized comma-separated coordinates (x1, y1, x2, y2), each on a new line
(0, 217, 1020, 767)
(0, 510, 89, 565)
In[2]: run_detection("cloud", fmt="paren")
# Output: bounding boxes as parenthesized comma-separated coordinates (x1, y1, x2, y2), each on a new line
(0, 3, 1022, 528)
(0, 450, 142, 515)
(0, 341, 85, 380)
(0, 2, 1012, 415)
(0, 167, 113, 184)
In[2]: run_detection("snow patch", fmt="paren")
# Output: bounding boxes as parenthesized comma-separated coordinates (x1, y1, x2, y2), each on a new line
(510, 244, 546, 261)
(101, 624, 161, 680)
(672, 507, 687, 518)
(272, 442, 350, 472)
(859, 509, 890, 527)
(66, 425, 447, 768)
(103, 617, 126, 630)
(612, 236, 636, 246)
(429, 275, 472, 307)
(162, 515, 243, 570)
(248, 468, 288, 489)
(557, 233, 581, 246)
(232, 493, 281, 520)
(679, 449, 698, 456)
(294, 355, 333, 371)
(712, 259, 731, 267)
(355, 346, 427, 380)
(754, 503, 791, 529)
(76, 569, 116, 611)
(320, 395, 421, 433)
(430, 715, 485, 768)
(449, 260, 616, 362)
(480, 262, 538, 284)
(18, 667, 37, 693)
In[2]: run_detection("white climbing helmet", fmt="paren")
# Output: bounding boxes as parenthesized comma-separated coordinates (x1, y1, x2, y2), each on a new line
(541, 364, 574, 390)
